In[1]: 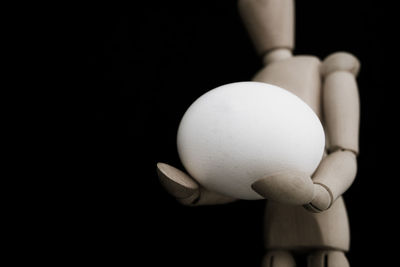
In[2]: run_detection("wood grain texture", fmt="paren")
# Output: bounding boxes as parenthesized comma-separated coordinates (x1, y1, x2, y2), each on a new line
(252, 56, 322, 119)
(264, 197, 350, 251)
(251, 53, 358, 253)
(262, 250, 296, 267)
(157, 162, 236, 206)
(322, 69, 360, 154)
(321, 52, 360, 77)
(262, 48, 292, 65)
(238, 0, 294, 55)
(251, 171, 314, 205)
(193, 187, 237, 206)
(303, 183, 333, 213)
(308, 250, 350, 267)
(157, 162, 199, 199)
(311, 150, 357, 203)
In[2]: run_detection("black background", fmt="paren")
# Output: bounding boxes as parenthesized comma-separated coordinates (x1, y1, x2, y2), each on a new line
(82, 1, 396, 266)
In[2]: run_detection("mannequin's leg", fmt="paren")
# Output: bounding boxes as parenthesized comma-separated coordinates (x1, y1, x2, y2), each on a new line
(308, 250, 349, 267)
(262, 250, 296, 267)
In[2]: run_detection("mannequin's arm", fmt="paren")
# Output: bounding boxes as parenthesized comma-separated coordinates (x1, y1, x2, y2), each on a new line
(305, 52, 360, 212)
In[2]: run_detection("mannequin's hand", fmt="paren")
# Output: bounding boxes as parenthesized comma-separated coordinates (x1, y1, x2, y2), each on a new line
(157, 163, 200, 205)
(251, 171, 315, 205)
(303, 183, 332, 213)
(157, 163, 237, 206)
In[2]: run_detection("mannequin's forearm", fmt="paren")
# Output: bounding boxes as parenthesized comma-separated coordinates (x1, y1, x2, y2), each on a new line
(312, 150, 357, 203)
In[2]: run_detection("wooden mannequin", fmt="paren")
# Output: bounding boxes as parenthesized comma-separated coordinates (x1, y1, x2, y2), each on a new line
(157, 0, 360, 266)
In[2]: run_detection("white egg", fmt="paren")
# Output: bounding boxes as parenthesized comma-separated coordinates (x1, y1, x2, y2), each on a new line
(177, 82, 325, 200)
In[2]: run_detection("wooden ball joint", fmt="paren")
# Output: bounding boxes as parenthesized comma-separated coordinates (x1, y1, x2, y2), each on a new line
(156, 1, 360, 266)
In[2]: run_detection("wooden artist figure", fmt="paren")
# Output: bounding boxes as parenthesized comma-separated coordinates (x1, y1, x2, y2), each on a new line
(157, 1, 360, 266)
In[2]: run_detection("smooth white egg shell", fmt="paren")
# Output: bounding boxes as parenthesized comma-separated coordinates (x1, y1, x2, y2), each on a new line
(177, 82, 325, 200)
